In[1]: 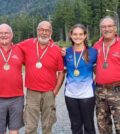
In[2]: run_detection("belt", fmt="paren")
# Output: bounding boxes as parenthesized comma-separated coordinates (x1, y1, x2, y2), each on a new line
(96, 82, 120, 89)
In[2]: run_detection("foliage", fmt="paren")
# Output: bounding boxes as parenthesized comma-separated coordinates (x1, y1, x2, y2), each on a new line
(52, 0, 120, 45)
(0, 0, 119, 44)
(56, 40, 71, 47)
(52, 0, 91, 41)
(0, 0, 58, 17)
(0, 13, 42, 43)
(0, 0, 58, 43)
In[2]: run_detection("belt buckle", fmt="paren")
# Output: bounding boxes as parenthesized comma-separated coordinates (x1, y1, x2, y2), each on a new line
(113, 86, 120, 93)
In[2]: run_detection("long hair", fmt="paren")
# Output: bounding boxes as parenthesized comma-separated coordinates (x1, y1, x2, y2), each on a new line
(69, 24, 89, 63)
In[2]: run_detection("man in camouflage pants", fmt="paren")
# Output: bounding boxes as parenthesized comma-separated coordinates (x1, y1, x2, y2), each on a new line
(94, 16, 120, 134)
(96, 85, 120, 134)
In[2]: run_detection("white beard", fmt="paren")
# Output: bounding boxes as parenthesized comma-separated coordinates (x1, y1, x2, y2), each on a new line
(38, 37, 50, 45)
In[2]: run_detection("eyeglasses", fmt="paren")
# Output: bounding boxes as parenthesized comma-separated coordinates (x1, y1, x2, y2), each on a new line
(0, 32, 10, 36)
(37, 28, 51, 34)
(100, 25, 115, 29)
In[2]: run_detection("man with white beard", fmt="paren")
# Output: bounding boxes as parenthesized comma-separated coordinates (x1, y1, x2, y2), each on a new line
(19, 21, 64, 134)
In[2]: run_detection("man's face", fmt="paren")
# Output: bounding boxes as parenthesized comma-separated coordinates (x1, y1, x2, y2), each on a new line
(0, 27, 13, 46)
(37, 23, 52, 45)
(100, 18, 117, 40)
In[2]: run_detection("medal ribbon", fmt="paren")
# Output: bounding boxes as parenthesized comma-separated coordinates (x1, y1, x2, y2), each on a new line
(0, 48, 12, 64)
(36, 41, 49, 62)
(102, 38, 115, 62)
(74, 47, 84, 69)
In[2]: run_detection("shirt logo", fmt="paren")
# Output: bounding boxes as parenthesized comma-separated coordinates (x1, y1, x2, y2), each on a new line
(67, 55, 73, 62)
(112, 52, 120, 58)
(11, 55, 19, 59)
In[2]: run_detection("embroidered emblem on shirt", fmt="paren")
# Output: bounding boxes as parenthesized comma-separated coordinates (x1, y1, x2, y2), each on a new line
(11, 55, 19, 59)
(112, 52, 120, 58)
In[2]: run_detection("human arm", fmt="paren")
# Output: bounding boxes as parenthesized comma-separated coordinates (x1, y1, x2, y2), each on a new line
(53, 71, 65, 96)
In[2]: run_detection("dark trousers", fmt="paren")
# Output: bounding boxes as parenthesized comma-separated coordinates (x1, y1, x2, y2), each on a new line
(65, 96, 96, 134)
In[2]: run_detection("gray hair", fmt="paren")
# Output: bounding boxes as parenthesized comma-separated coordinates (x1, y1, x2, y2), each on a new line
(37, 21, 52, 31)
(100, 16, 116, 27)
(0, 23, 13, 33)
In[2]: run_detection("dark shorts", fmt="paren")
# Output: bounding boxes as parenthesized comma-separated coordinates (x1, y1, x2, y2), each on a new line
(0, 96, 24, 133)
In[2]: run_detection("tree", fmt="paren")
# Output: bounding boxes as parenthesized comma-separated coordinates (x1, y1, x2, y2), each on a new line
(11, 13, 42, 42)
(52, 0, 75, 41)
(52, 0, 91, 41)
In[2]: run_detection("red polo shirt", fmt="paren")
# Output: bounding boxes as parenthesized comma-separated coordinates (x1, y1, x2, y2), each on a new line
(0, 45, 24, 97)
(94, 36, 120, 84)
(19, 38, 64, 92)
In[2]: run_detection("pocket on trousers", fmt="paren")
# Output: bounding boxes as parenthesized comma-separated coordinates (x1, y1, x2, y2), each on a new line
(49, 106, 57, 126)
(48, 92, 56, 125)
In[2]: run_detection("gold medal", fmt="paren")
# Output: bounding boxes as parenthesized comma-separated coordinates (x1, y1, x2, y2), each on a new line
(3, 64, 10, 70)
(74, 69, 80, 76)
(0, 47, 12, 71)
(73, 47, 84, 77)
(36, 62, 42, 69)
(36, 41, 49, 69)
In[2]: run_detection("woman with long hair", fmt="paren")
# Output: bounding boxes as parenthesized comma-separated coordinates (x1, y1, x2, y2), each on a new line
(64, 24, 97, 134)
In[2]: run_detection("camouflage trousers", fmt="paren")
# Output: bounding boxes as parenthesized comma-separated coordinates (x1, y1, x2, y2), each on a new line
(95, 85, 120, 134)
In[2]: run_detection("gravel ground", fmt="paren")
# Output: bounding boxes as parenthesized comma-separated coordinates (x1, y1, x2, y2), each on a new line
(19, 83, 116, 134)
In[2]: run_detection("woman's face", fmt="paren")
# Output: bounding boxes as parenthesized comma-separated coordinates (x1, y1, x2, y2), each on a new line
(70, 27, 87, 45)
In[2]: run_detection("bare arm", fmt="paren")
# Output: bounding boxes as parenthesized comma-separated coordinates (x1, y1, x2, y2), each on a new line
(53, 71, 65, 96)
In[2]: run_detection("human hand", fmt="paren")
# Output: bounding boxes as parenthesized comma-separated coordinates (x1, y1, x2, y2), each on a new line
(53, 89, 59, 97)
(61, 47, 66, 56)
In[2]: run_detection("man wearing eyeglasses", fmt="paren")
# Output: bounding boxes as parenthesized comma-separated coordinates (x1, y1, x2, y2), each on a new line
(94, 16, 120, 134)
(0, 24, 24, 134)
(18, 21, 64, 134)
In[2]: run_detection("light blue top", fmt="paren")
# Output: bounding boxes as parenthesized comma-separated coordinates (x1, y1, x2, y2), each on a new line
(64, 46, 97, 99)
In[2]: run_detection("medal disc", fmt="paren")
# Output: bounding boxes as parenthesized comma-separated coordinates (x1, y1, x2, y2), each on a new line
(3, 64, 10, 70)
(74, 69, 80, 76)
(103, 62, 108, 69)
(36, 62, 42, 69)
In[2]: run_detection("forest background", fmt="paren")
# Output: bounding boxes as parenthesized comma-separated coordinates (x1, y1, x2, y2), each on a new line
(0, 0, 120, 46)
